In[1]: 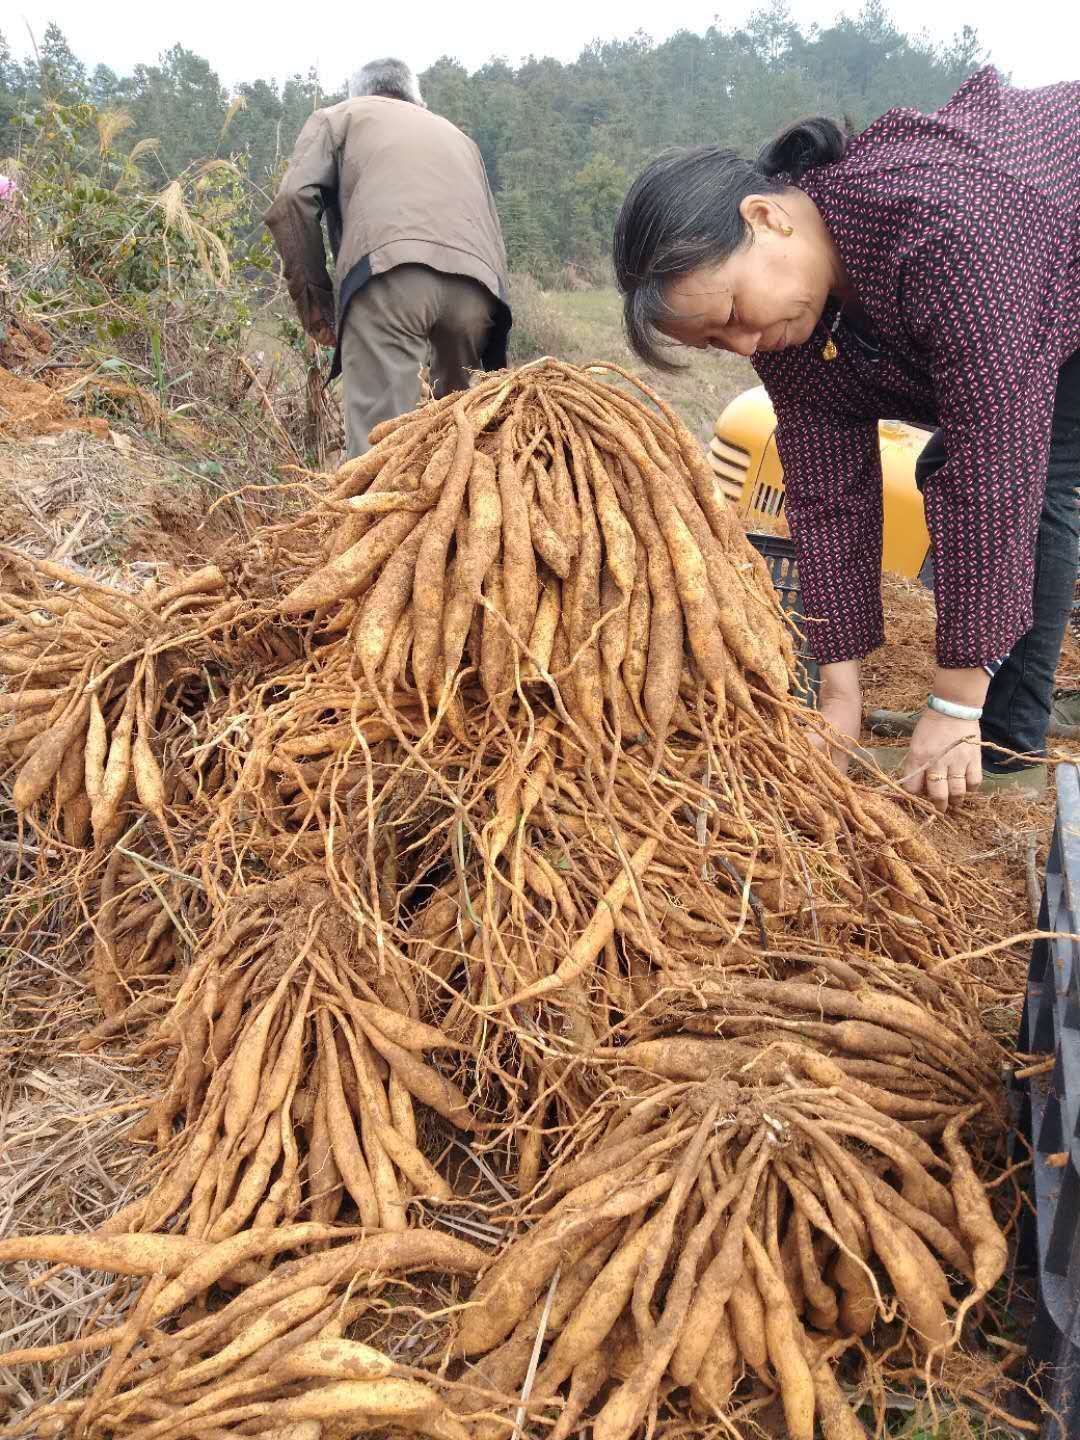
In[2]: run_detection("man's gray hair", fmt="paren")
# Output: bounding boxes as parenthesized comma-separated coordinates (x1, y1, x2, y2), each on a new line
(349, 58, 425, 106)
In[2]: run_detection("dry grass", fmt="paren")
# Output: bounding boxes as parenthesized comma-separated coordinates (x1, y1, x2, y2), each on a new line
(0, 362, 305, 1427)
(0, 1063, 150, 1419)
(0, 430, 279, 577)
(507, 276, 752, 440)
(0, 880, 154, 1421)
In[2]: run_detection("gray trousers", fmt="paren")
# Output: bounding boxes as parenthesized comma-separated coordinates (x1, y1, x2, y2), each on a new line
(341, 264, 496, 457)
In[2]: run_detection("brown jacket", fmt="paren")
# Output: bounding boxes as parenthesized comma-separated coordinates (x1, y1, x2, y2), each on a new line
(265, 96, 511, 374)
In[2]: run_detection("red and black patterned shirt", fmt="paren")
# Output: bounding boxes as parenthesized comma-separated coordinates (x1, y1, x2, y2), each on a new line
(752, 67, 1080, 668)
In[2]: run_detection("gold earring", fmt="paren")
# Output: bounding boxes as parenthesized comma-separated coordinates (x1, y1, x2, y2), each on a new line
(780, 224, 794, 237)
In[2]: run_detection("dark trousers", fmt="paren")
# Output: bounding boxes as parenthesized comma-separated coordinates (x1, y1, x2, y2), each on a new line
(915, 349, 1080, 770)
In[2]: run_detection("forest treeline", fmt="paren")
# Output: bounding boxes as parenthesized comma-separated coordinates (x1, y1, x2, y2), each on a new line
(2, 3, 987, 282)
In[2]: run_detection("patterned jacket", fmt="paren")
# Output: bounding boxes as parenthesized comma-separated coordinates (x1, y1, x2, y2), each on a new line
(753, 67, 1080, 667)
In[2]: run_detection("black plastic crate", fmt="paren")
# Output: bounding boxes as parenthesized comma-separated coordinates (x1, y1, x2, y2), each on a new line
(1014, 760, 1080, 1435)
(746, 532, 819, 708)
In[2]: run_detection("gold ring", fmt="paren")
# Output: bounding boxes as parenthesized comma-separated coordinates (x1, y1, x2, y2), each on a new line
(927, 772, 946, 782)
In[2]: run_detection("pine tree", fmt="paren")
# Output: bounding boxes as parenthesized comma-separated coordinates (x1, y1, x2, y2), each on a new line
(2, 6, 993, 278)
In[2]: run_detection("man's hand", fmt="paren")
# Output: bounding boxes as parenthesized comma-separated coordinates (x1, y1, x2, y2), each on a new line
(310, 317, 336, 349)
(901, 710, 981, 811)
(809, 659, 862, 770)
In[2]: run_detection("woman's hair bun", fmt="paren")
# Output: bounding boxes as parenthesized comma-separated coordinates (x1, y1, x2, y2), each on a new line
(758, 117, 848, 181)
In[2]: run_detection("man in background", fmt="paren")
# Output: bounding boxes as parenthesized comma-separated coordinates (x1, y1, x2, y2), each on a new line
(266, 58, 511, 456)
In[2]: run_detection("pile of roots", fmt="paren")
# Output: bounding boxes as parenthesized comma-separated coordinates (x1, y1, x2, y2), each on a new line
(0, 361, 1016, 1439)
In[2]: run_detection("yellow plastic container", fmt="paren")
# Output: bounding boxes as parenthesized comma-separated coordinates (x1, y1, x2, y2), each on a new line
(708, 386, 933, 581)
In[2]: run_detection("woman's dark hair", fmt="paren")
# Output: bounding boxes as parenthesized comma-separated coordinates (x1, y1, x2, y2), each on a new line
(613, 117, 848, 368)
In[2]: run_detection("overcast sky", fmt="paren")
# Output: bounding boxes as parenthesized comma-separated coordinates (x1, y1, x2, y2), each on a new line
(3, 1, 1076, 92)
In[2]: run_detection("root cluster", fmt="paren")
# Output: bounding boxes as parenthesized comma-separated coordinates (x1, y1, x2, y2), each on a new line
(0, 361, 1015, 1439)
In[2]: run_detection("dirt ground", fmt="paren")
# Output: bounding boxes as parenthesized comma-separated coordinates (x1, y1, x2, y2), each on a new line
(864, 571, 1080, 714)
(0, 364, 111, 443)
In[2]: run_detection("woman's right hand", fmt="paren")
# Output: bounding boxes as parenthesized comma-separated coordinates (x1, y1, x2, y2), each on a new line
(809, 660, 862, 771)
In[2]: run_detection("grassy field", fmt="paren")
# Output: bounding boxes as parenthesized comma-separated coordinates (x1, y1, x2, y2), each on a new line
(507, 278, 754, 441)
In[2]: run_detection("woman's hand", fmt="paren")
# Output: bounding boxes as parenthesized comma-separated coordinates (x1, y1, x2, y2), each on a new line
(900, 667, 988, 812)
(901, 710, 982, 811)
(810, 660, 862, 770)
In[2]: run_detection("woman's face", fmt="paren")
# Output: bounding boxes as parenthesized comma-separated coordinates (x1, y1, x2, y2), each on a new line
(658, 194, 837, 358)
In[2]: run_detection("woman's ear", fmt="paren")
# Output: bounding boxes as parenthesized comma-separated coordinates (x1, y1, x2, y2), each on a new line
(739, 194, 790, 237)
